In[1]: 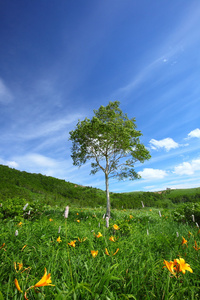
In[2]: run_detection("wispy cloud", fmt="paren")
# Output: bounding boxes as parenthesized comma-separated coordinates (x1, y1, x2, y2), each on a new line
(149, 138, 179, 151)
(0, 78, 13, 104)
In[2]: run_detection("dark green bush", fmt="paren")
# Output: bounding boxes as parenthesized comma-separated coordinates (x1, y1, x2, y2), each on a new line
(173, 202, 200, 224)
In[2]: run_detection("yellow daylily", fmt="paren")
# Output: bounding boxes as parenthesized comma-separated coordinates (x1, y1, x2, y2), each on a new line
(164, 258, 193, 276)
(14, 262, 23, 272)
(57, 236, 62, 243)
(68, 240, 76, 247)
(91, 250, 98, 258)
(181, 236, 188, 246)
(105, 248, 119, 256)
(163, 260, 177, 276)
(21, 245, 27, 251)
(96, 232, 103, 238)
(113, 224, 120, 230)
(34, 268, 55, 287)
(175, 258, 193, 274)
(78, 237, 87, 243)
(14, 278, 22, 292)
(109, 236, 117, 242)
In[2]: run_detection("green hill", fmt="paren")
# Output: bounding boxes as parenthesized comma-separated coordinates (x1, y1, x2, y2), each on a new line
(0, 164, 200, 209)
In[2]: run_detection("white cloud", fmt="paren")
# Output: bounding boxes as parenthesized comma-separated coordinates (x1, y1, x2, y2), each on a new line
(0, 78, 13, 104)
(187, 128, 200, 139)
(138, 168, 168, 180)
(149, 138, 179, 151)
(0, 158, 19, 168)
(174, 158, 200, 175)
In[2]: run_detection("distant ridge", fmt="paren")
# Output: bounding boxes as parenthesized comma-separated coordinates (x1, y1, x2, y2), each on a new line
(0, 164, 200, 209)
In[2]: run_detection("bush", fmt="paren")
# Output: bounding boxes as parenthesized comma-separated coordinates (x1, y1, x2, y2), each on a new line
(173, 202, 200, 224)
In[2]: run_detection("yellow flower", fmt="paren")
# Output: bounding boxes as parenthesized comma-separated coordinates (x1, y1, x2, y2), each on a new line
(188, 231, 193, 238)
(105, 248, 109, 256)
(77, 220, 80, 223)
(105, 248, 119, 256)
(34, 268, 55, 287)
(163, 260, 176, 276)
(175, 258, 193, 274)
(113, 224, 120, 230)
(96, 232, 103, 238)
(21, 245, 27, 251)
(193, 240, 200, 251)
(91, 250, 98, 258)
(18, 222, 23, 226)
(149, 209, 152, 211)
(49, 219, 53, 222)
(129, 215, 134, 219)
(113, 248, 119, 256)
(109, 236, 116, 242)
(57, 236, 62, 243)
(14, 262, 23, 272)
(78, 237, 87, 242)
(68, 240, 76, 247)
(14, 278, 22, 292)
(77, 213, 79, 215)
(181, 236, 188, 246)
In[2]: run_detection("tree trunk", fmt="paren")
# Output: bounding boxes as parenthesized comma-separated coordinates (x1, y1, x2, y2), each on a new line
(105, 172, 110, 218)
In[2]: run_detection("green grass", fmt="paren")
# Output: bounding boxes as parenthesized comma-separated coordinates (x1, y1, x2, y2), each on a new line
(1, 207, 200, 299)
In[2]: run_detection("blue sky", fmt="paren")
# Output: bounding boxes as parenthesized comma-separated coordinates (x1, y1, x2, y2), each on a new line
(0, 1, 200, 193)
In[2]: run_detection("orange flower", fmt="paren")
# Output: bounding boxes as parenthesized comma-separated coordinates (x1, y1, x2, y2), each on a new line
(14, 278, 22, 292)
(163, 258, 193, 276)
(175, 258, 193, 274)
(68, 240, 76, 247)
(57, 236, 62, 243)
(14, 262, 23, 272)
(113, 224, 120, 230)
(77, 213, 79, 215)
(163, 260, 177, 276)
(96, 232, 103, 238)
(77, 220, 80, 223)
(34, 268, 55, 287)
(193, 240, 200, 251)
(21, 245, 27, 251)
(105, 248, 119, 256)
(109, 236, 116, 242)
(91, 250, 98, 258)
(105, 248, 109, 256)
(181, 236, 187, 246)
(78, 237, 87, 243)
(49, 219, 53, 222)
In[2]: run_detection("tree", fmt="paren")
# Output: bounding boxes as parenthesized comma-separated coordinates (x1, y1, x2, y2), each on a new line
(69, 101, 151, 217)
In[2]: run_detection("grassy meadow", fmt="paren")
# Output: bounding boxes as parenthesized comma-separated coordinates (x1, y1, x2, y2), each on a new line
(1, 206, 200, 299)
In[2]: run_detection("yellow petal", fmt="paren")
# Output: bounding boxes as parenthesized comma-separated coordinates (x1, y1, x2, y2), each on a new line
(14, 278, 22, 292)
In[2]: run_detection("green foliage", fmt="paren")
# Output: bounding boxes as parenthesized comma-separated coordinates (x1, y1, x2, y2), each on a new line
(173, 202, 200, 224)
(0, 197, 27, 220)
(0, 207, 199, 299)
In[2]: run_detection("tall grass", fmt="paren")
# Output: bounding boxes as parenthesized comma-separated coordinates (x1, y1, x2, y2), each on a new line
(1, 207, 200, 299)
